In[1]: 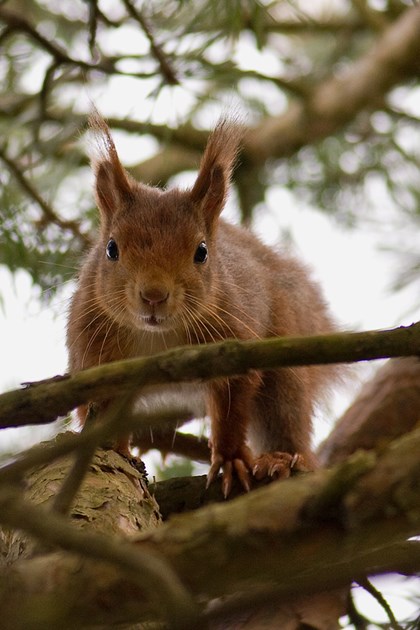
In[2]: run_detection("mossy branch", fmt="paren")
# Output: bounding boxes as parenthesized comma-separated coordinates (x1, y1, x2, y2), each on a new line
(0, 427, 419, 627)
(1, 322, 420, 429)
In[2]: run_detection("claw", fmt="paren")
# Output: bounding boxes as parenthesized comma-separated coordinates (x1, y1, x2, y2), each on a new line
(290, 452, 299, 469)
(207, 451, 253, 497)
(221, 461, 233, 498)
(254, 451, 307, 481)
(234, 458, 251, 493)
(268, 460, 291, 479)
(206, 455, 223, 489)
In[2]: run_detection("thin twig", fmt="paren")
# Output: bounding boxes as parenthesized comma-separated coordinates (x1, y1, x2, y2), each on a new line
(356, 578, 402, 630)
(86, 0, 99, 56)
(133, 428, 210, 463)
(121, 0, 179, 85)
(0, 7, 72, 64)
(0, 408, 191, 485)
(0, 146, 91, 248)
(38, 60, 60, 127)
(0, 7, 132, 78)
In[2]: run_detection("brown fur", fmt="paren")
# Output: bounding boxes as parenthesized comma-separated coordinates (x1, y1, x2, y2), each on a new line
(67, 115, 338, 493)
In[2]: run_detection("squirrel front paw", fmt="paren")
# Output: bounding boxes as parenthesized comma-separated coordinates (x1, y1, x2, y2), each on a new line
(253, 451, 309, 480)
(207, 445, 254, 498)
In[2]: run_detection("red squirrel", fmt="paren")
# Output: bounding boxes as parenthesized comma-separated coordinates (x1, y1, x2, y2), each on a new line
(67, 114, 338, 496)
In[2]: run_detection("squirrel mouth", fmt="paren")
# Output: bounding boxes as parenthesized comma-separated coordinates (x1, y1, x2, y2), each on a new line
(142, 314, 168, 329)
(145, 315, 160, 326)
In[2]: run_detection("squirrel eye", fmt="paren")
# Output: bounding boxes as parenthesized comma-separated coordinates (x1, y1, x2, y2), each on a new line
(106, 238, 119, 261)
(194, 241, 208, 264)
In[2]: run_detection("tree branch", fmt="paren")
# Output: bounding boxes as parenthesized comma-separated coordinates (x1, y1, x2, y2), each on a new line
(16, 2, 419, 195)
(0, 409, 190, 485)
(134, 427, 420, 599)
(0, 147, 91, 248)
(121, 0, 179, 85)
(1, 322, 420, 429)
(0, 7, 74, 65)
(2, 5, 419, 205)
(0, 463, 199, 627)
(245, 4, 420, 161)
(134, 428, 210, 464)
(319, 356, 420, 465)
(0, 7, 147, 79)
(1, 428, 419, 627)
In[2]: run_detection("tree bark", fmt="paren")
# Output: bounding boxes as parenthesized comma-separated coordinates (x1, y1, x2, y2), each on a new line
(1, 426, 419, 628)
(319, 357, 420, 465)
(2, 330, 420, 627)
(2, 322, 420, 429)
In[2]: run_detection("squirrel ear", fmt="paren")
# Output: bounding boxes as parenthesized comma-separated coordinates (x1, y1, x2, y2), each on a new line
(191, 119, 241, 226)
(89, 112, 133, 220)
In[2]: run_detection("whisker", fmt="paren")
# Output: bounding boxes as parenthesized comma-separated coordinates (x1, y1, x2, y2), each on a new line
(68, 290, 127, 327)
(159, 327, 168, 352)
(180, 307, 199, 345)
(97, 296, 131, 364)
(187, 303, 221, 345)
(208, 287, 268, 334)
(180, 312, 193, 346)
(181, 306, 203, 346)
(211, 283, 280, 337)
(172, 421, 179, 448)
(186, 292, 258, 340)
(183, 303, 215, 343)
(81, 316, 110, 368)
(70, 293, 128, 362)
(99, 318, 115, 365)
(41, 276, 76, 296)
(38, 259, 80, 271)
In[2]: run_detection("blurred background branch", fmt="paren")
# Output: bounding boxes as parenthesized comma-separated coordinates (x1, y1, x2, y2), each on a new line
(0, 0, 419, 293)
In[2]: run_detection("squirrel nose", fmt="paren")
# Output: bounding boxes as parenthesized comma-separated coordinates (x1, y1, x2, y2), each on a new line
(140, 287, 169, 306)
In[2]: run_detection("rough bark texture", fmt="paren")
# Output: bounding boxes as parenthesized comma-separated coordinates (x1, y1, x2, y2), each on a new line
(0, 425, 419, 629)
(1, 333, 420, 627)
(1, 444, 160, 565)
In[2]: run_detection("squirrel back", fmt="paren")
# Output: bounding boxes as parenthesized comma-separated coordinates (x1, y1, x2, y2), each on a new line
(67, 115, 338, 495)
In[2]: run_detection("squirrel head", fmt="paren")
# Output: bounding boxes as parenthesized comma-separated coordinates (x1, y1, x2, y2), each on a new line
(88, 113, 242, 335)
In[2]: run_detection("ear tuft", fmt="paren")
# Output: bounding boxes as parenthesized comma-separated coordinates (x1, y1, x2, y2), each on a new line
(88, 110, 133, 219)
(191, 118, 243, 224)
